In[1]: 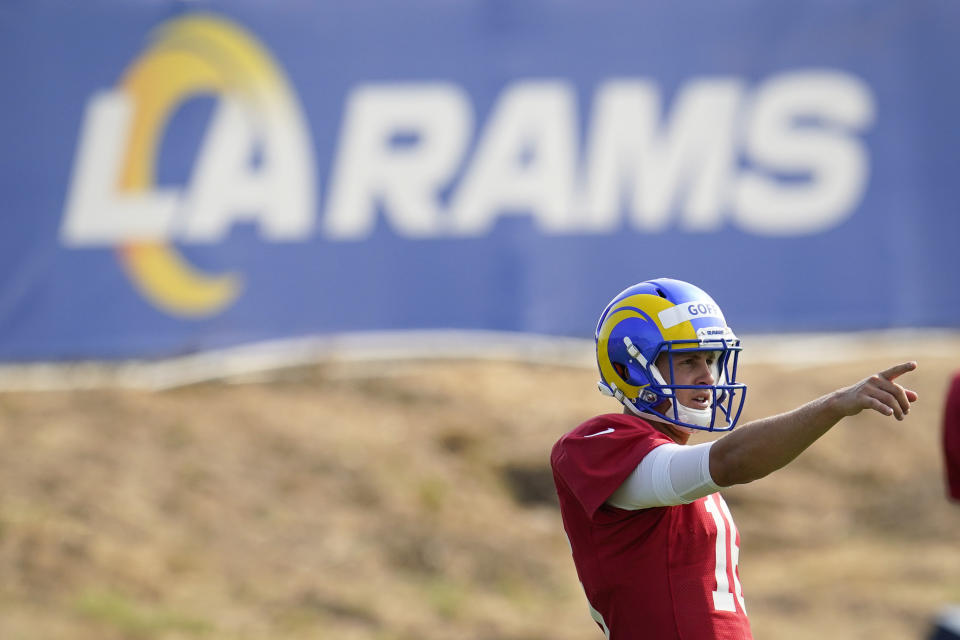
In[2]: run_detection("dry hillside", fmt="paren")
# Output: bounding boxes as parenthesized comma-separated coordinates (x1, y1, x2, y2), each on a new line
(0, 338, 958, 639)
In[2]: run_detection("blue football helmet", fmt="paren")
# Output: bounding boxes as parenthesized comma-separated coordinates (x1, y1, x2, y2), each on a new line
(595, 278, 746, 432)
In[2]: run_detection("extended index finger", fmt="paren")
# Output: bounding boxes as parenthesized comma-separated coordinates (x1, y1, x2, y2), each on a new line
(879, 361, 918, 381)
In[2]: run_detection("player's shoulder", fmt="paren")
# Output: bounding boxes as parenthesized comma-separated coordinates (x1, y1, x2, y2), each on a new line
(572, 412, 659, 436)
(553, 413, 662, 452)
(550, 412, 672, 478)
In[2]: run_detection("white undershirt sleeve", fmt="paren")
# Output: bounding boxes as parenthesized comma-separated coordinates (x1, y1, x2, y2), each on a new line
(606, 441, 720, 509)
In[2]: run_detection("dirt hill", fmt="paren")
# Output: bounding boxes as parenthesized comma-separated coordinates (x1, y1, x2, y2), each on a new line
(0, 339, 958, 639)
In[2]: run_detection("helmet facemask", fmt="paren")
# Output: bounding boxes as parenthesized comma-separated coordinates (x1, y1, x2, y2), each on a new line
(627, 338, 746, 432)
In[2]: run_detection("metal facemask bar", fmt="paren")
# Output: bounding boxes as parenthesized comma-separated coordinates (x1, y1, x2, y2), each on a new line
(626, 337, 747, 432)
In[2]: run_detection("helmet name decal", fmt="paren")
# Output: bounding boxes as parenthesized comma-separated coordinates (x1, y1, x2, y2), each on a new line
(658, 301, 725, 329)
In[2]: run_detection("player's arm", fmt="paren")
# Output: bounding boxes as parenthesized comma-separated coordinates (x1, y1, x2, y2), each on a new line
(709, 361, 919, 487)
(607, 441, 719, 509)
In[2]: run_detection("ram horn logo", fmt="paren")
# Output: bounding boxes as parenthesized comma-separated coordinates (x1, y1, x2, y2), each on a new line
(61, 14, 316, 317)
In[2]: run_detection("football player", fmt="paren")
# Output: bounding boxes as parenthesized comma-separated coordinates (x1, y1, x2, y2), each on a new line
(551, 278, 918, 639)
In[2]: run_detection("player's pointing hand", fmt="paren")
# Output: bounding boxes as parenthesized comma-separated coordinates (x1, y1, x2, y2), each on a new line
(831, 361, 919, 421)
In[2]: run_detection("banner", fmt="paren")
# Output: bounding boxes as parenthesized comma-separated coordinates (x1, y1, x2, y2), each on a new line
(1, 1, 958, 360)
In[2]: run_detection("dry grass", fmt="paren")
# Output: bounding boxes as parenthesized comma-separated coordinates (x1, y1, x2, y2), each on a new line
(0, 341, 958, 639)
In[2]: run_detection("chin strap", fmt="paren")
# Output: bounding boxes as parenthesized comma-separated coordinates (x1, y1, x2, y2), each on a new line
(626, 404, 699, 435)
(675, 403, 714, 428)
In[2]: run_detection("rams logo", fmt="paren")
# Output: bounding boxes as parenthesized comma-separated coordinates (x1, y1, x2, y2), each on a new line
(61, 14, 315, 317)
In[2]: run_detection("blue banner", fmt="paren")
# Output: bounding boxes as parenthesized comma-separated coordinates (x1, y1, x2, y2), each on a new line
(1, 1, 958, 360)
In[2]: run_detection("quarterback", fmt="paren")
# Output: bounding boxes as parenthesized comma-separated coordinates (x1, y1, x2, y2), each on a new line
(550, 278, 918, 639)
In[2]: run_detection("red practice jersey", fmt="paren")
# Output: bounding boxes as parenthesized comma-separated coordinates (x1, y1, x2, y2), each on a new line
(944, 371, 960, 501)
(551, 413, 752, 640)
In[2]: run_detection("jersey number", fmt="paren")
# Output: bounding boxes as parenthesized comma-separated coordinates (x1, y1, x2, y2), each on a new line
(704, 494, 746, 614)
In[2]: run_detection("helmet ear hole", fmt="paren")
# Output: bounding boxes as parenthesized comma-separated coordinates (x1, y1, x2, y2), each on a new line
(612, 362, 628, 380)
